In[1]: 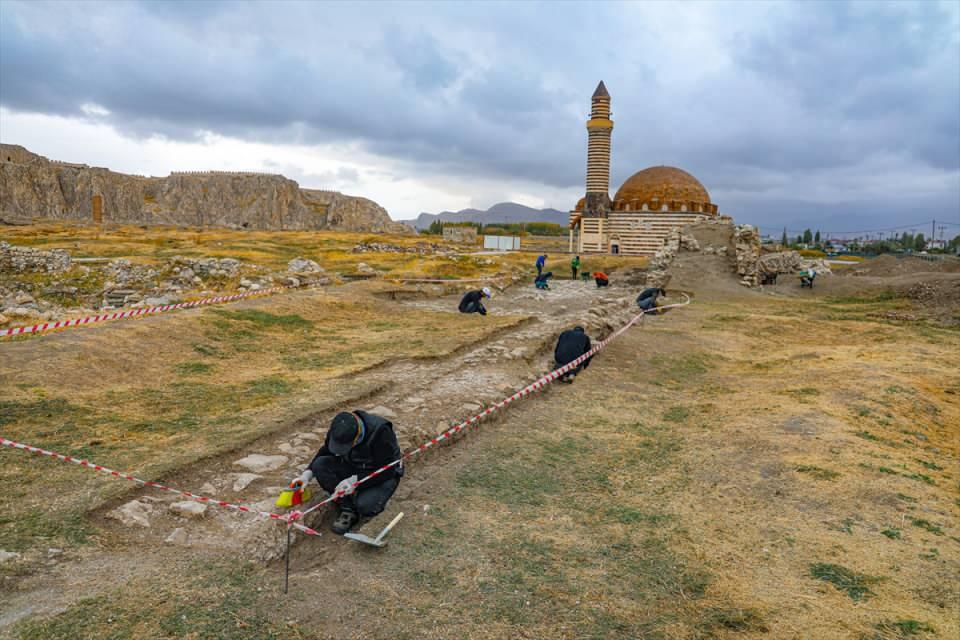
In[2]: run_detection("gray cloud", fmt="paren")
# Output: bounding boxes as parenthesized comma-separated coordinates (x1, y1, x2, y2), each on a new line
(0, 0, 957, 228)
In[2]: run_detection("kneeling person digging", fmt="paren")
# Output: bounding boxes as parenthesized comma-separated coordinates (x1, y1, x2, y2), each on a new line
(554, 326, 593, 383)
(290, 410, 403, 535)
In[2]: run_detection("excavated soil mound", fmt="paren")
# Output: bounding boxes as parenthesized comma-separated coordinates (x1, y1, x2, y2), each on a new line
(665, 252, 760, 300)
(846, 254, 960, 277)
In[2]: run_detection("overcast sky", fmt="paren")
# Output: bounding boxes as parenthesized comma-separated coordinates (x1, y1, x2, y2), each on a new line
(1, 0, 958, 236)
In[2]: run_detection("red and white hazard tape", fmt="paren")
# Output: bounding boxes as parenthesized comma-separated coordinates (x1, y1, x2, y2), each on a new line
(0, 286, 287, 339)
(0, 437, 322, 537)
(0, 294, 689, 538)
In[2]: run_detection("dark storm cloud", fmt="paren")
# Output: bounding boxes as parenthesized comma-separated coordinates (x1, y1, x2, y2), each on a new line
(1, 0, 957, 227)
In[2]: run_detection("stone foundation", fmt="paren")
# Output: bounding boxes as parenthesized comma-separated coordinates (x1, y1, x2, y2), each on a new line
(0, 241, 71, 273)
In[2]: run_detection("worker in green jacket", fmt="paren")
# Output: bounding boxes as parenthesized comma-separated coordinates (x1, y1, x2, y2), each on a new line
(571, 255, 581, 280)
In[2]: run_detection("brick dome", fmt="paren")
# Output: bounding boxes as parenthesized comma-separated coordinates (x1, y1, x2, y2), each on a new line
(611, 166, 716, 214)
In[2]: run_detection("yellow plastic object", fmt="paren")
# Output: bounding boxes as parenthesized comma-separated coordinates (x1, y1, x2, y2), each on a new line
(276, 489, 295, 508)
(276, 487, 312, 508)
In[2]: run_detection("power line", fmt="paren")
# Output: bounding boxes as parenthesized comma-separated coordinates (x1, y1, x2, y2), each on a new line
(758, 219, 960, 236)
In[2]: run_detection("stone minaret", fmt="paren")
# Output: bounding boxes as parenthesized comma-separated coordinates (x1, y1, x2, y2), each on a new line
(584, 81, 613, 216)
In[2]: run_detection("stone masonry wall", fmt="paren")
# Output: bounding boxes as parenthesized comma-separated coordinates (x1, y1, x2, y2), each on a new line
(0, 241, 71, 273)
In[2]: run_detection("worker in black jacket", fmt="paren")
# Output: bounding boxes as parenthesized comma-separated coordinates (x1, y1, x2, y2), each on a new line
(636, 287, 667, 312)
(458, 287, 492, 315)
(554, 326, 593, 383)
(289, 410, 403, 534)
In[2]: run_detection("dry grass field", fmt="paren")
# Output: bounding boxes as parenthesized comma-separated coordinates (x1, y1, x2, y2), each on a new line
(1, 226, 957, 640)
(0, 223, 630, 282)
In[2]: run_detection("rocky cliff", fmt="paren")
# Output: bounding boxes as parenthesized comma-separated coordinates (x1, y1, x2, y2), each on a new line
(0, 144, 411, 234)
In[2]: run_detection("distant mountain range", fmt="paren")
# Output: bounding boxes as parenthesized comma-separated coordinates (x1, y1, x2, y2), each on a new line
(402, 202, 569, 229)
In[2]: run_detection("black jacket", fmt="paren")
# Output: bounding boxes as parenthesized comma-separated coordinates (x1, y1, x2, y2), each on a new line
(459, 290, 485, 312)
(637, 287, 664, 303)
(311, 410, 403, 486)
(554, 329, 592, 368)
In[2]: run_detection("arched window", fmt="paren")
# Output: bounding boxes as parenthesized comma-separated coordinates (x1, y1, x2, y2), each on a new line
(641, 203, 648, 211)
(661, 204, 668, 211)
(681, 204, 687, 212)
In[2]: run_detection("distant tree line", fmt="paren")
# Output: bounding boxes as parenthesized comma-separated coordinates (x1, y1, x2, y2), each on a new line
(778, 227, 959, 255)
(424, 221, 566, 236)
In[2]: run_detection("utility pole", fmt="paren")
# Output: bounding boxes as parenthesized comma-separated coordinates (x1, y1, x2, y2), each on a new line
(932, 220, 936, 243)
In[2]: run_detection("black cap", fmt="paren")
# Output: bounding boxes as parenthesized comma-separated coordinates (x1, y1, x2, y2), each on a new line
(328, 412, 363, 456)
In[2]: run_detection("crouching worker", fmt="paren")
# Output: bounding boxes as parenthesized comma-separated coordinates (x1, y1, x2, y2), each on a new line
(535, 271, 553, 290)
(554, 326, 593, 383)
(290, 410, 403, 534)
(459, 287, 492, 315)
(636, 286, 667, 312)
(593, 271, 610, 288)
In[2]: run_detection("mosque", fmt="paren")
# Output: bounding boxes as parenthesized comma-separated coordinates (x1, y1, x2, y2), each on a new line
(569, 81, 724, 256)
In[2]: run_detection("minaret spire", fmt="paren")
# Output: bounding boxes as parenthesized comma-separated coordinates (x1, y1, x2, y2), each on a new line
(584, 81, 613, 217)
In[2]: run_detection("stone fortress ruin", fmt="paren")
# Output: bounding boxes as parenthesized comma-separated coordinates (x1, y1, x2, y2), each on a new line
(569, 82, 728, 256)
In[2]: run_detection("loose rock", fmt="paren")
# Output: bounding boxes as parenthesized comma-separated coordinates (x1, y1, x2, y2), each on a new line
(0, 549, 22, 563)
(165, 528, 190, 545)
(107, 500, 154, 528)
(170, 501, 208, 518)
(233, 454, 289, 473)
(231, 473, 264, 492)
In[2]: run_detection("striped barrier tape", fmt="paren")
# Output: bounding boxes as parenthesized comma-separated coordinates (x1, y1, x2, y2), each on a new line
(0, 294, 689, 538)
(0, 286, 287, 339)
(0, 437, 322, 537)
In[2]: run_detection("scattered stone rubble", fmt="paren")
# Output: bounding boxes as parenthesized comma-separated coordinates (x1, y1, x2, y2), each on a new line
(287, 257, 324, 274)
(0, 241, 340, 327)
(170, 255, 242, 279)
(0, 241, 71, 273)
(758, 250, 802, 275)
(351, 241, 453, 255)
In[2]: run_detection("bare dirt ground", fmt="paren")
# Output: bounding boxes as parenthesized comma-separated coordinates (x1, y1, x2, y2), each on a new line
(2, 246, 958, 640)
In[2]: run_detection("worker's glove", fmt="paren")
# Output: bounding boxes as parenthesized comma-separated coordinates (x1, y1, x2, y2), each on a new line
(289, 469, 313, 489)
(334, 475, 358, 497)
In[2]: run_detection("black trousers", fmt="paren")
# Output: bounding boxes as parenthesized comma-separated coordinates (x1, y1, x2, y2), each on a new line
(461, 301, 486, 315)
(571, 268, 578, 280)
(309, 456, 399, 517)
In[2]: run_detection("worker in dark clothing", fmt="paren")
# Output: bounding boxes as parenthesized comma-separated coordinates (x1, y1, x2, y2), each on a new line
(554, 326, 593, 383)
(571, 255, 581, 280)
(636, 287, 667, 312)
(535, 271, 553, 290)
(593, 271, 609, 288)
(290, 410, 403, 534)
(458, 287, 492, 315)
(536, 254, 547, 276)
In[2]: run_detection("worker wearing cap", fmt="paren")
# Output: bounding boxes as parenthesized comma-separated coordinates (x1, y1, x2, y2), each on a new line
(290, 410, 403, 534)
(458, 287, 492, 315)
(554, 326, 593, 383)
(636, 287, 667, 312)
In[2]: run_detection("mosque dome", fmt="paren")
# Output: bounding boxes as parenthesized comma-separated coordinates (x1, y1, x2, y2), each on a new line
(611, 166, 717, 214)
